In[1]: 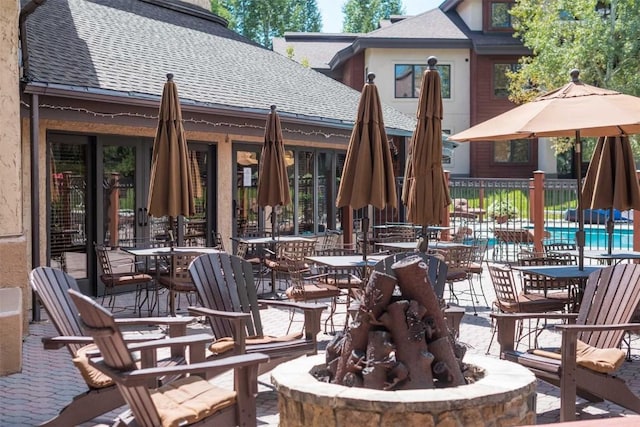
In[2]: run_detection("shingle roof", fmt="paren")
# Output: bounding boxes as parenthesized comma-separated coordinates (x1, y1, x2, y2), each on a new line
(23, 0, 415, 134)
(272, 33, 358, 71)
(361, 8, 467, 40)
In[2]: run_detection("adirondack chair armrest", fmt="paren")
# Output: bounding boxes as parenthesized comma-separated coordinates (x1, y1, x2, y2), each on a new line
(257, 299, 325, 338)
(187, 306, 251, 351)
(493, 312, 579, 353)
(555, 323, 640, 333)
(42, 335, 94, 350)
(256, 299, 326, 312)
(116, 316, 196, 338)
(43, 332, 167, 350)
(92, 353, 270, 386)
(187, 306, 252, 321)
(491, 312, 578, 322)
(125, 332, 212, 364)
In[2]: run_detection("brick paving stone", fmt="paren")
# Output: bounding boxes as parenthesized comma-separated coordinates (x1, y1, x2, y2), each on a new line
(2, 261, 640, 426)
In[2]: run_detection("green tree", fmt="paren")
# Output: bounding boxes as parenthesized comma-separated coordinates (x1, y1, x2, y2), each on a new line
(221, 0, 321, 48)
(342, 0, 404, 33)
(508, 0, 640, 154)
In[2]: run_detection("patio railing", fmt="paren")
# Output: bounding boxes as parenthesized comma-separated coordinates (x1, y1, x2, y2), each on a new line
(356, 172, 636, 260)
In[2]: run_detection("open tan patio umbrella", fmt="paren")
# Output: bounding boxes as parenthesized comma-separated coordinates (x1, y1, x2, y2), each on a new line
(336, 73, 397, 267)
(582, 135, 640, 255)
(450, 69, 640, 269)
(257, 105, 291, 236)
(402, 56, 451, 244)
(147, 73, 195, 242)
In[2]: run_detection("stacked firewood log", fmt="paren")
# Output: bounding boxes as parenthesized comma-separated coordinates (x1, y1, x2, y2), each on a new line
(324, 255, 467, 390)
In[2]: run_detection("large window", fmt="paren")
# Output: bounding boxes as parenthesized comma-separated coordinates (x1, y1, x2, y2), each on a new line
(395, 64, 451, 99)
(494, 140, 530, 163)
(489, 1, 513, 30)
(493, 63, 519, 97)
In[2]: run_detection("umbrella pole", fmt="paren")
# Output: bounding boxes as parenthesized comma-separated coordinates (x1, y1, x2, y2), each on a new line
(271, 207, 278, 239)
(362, 215, 369, 278)
(417, 225, 429, 252)
(575, 131, 585, 270)
(607, 207, 615, 257)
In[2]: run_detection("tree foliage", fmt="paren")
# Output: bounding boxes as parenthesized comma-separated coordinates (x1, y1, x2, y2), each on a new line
(213, 0, 322, 48)
(342, 0, 405, 33)
(508, 0, 640, 154)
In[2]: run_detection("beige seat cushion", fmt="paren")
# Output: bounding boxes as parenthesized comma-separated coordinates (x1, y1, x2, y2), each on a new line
(152, 376, 236, 427)
(532, 339, 626, 374)
(72, 344, 114, 389)
(285, 284, 340, 300)
(209, 332, 303, 355)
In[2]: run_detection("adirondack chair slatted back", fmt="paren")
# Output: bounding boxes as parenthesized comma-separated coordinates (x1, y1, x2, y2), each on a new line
(189, 252, 262, 338)
(30, 266, 85, 356)
(68, 289, 162, 427)
(578, 264, 640, 349)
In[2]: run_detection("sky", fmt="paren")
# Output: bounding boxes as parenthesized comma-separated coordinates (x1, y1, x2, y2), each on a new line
(316, 0, 443, 33)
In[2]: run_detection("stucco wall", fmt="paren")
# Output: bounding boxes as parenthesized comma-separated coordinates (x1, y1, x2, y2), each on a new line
(364, 47, 471, 175)
(0, 1, 28, 361)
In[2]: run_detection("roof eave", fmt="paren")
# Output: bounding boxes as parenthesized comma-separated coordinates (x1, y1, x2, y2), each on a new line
(23, 82, 413, 137)
(329, 38, 471, 69)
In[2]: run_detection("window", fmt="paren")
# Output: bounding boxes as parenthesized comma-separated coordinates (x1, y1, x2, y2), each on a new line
(494, 140, 530, 163)
(490, 2, 513, 29)
(493, 63, 518, 97)
(395, 64, 451, 99)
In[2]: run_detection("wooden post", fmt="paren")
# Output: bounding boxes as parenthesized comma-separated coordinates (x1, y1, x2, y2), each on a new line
(529, 178, 535, 221)
(533, 171, 545, 253)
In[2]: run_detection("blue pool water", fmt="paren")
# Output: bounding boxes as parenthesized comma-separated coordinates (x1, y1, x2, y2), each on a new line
(542, 226, 633, 250)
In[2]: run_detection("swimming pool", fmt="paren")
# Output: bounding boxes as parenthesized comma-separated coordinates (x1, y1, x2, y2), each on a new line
(542, 226, 633, 250)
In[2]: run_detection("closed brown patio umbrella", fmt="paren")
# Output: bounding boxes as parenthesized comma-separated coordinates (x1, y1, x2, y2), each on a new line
(336, 73, 397, 266)
(257, 105, 291, 235)
(582, 135, 640, 254)
(147, 73, 195, 241)
(450, 69, 640, 269)
(402, 56, 451, 240)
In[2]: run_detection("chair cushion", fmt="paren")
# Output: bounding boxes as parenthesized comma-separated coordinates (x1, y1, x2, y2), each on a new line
(72, 344, 114, 389)
(322, 274, 362, 289)
(152, 376, 236, 427)
(285, 284, 340, 301)
(532, 339, 626, 374)
(101, 272, 152, 286)
(209, 332, 303, 355)
(468, 262, 483, 274)
(446, 268, 468, 282)
(495, 292, 567, 313)
(158, 277, 196, 293)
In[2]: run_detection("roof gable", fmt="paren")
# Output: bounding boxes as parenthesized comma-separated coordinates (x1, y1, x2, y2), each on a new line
(361, 8, 467, 40)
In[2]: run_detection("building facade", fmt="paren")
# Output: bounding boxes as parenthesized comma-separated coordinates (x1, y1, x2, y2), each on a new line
(274, 0, 559, 179)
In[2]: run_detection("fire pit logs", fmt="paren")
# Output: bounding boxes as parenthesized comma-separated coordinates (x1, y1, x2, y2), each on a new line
(323, 255, 470, 390)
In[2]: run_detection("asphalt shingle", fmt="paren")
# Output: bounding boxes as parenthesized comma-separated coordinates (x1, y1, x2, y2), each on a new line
(23, 0, 415, 134)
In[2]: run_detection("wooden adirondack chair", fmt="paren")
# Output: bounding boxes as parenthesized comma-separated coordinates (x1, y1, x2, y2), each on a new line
(373, 252, 465, 337)
(68, 289, 268, 427)
(188, 252, 326, 375)
(494, 264, 640, 421)
(29, 266, 195, 427)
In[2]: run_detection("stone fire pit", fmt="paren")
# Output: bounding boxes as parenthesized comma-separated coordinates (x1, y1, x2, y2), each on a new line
(271, 354, 536, 426)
